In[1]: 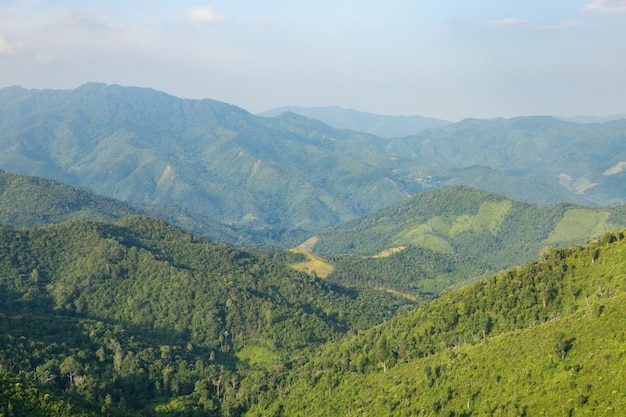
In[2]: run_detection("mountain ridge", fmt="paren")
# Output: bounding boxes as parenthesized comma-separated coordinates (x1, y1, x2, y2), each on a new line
(247, 230, 626, 415)
(386, 117, 626, 204)
(309, 186, 626, 295)
(2, 83, 626, 242)
(0, 215, 415, 416)
(258, 105, 451, 137)
(0, 83, 420, 233)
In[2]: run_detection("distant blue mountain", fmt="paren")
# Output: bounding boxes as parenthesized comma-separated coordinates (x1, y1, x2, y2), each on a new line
(557, 114, 626, 123)
(258, 105, 451, 138)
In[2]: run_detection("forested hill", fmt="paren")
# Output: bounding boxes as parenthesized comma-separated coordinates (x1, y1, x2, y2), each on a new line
(306, 186, 626, 295)
(0, 83, 417, 233)
(0, 170, 135, 227)
(247, 230, 626, 415)
(3, 84, 626, 240)
(0, 216, 414, 416)
(386, 116, 626, 204)
(0, 170, 295, 246)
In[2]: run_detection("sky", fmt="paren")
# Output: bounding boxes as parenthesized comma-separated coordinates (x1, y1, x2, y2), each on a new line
(0, 0, 625, 121)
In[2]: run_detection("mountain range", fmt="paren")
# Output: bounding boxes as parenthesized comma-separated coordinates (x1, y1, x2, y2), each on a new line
(0, 83, 419, 236)
(1, 82, 626, 415)
(2, 209, 625, 415)
(1, 84, 625, 245)
(4, 168, 626, 300)
(385, 116, 626, 204)
(304, 186, 626, 295)
(258, 105, 451, 138)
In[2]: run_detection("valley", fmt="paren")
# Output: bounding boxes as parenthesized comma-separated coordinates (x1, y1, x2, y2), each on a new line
(2, 84, 625, 247)
(0, 84, 625, 416)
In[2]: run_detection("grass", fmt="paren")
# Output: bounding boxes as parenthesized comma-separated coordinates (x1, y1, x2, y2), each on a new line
(297, 236, 319, 252)
(289, 247, 334, 278)
(374, 287, 417, 302)
(449, 200, 511, 237)
(369, 246, 407, 258)
(393, 224, 454, 254)
(236, 344, 279, 367)
(546, 209, 610, 243)
(474, 200, 512, 235)
(257, 291, 626, 416)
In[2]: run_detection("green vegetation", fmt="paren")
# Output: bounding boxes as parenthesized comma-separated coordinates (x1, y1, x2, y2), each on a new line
(0, 170, 133, 227)
(0, 371, 114, 417)
(546, 208, 611, 243)
(247, 230, 626, 416)
(0, 169, 312, 247)
(387, 116, 626, 204)
(0, 84, 422, 236)
(310, 186, 626, 296)
(0, 216, 413, 416)
(2, 191, 626, 415)
(2, 85, 625, 242)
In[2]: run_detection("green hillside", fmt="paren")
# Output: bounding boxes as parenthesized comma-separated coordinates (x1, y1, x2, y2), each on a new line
(308, 186, 626, 295)
(387, 116, 626, 204)
(0, 216, 414, 416)
(2, 193, 626, 416)
(0, 170, 134, 227)
(444, 165, 593, 206)
(0, 170, 304, 247)
(247, 231, 626, 416)
(3, 84, 624, 241)
(0, 84, 419, 233)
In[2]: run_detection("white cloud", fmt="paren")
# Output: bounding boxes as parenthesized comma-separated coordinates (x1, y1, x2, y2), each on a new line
(186, 6, 230, 24)
(488, 18, 526, 27)
(584, 0, 626, 13)
(0, 33, 24, 54)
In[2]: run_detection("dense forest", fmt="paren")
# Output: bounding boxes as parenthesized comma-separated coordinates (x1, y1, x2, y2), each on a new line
(310, 186, 626, 296)
(2, 84, 626, 242)
(0, 85, 625, 415)
(1, 212, 625, 415)
(0, 216, 415, 416)
(0, 170, 304, 247)
(247, 231, 626, 415)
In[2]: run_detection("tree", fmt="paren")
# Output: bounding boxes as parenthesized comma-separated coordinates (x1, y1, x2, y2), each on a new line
(553, 332, 573, 359)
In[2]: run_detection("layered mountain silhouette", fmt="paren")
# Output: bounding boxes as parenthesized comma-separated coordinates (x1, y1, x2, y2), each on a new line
(2, 84, 625, 241)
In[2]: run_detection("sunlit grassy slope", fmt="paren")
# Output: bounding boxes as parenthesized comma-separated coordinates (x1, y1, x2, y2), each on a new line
(247, 231, 626, 416)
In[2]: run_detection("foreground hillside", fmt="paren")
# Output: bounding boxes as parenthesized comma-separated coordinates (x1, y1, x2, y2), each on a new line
(308, 186, 626, 295)
(2, 214, 625, 415)
(0, 216, 413, 416)
(248, 231, 626, 415)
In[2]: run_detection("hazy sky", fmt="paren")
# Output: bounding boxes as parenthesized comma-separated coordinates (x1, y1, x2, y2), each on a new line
(1, 1, 625, 120)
